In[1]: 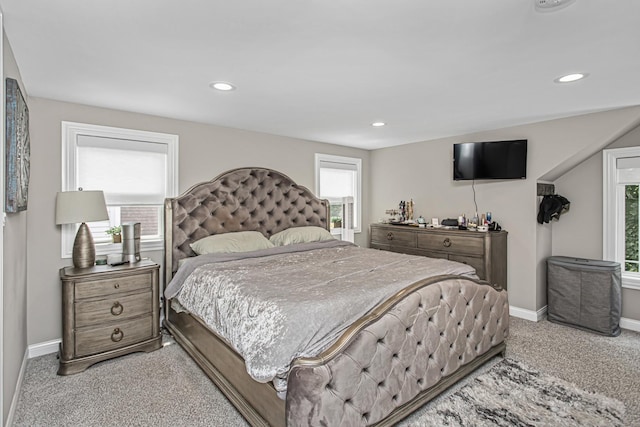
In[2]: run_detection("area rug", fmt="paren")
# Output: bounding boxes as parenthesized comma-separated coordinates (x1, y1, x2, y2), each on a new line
(404, 358, 626, 427)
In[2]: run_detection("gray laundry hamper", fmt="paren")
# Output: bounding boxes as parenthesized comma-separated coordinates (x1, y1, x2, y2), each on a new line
(547, 256, 621, 336)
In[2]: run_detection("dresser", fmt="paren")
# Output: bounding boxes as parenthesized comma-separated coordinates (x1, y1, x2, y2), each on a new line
(58, 260, 162, 375)
(370, 223, 508, 290)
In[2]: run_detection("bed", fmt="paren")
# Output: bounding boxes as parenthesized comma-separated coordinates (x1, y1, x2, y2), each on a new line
(163, 167, 509, 426)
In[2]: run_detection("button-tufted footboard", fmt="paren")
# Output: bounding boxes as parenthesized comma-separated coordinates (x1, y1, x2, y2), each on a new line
(286, 276, 509, 426)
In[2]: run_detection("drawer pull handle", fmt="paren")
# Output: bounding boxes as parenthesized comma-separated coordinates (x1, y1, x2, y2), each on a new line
(443, 238, 452, 248)
(114, 283, 120, 289)
(110, 302, 123, 316)
(111, 328, 124, 342)
(387, 232, 394, 240)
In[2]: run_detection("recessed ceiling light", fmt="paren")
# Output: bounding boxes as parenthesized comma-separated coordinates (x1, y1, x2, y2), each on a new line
(371, 122, 386, 127)
(554, 73, 588, 83)
(209, 81, 236, 91)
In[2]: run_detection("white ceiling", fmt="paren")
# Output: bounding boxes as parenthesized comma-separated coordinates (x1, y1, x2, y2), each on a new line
(1, 1, 639, 150)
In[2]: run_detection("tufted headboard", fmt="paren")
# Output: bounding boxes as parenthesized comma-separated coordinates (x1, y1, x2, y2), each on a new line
(164, 167, 330, 285)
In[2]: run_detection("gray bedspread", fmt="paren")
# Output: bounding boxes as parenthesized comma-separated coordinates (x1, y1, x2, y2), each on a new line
(166, 240, 477, 387)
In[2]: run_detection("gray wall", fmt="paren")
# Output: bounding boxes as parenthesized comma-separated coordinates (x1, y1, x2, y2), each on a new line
(370, 107, 640, 317)
(26, 97, 371, 345)
(2, 29, 28, 425)
(553, 124, 640, 320)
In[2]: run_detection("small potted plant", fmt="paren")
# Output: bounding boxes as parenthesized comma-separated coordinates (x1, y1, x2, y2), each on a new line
(331, 216, 342, 229)
(106, 225, 122, 243)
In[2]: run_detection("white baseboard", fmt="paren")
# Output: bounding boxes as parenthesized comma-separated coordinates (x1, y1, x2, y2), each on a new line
(5, 348, 28, 427)
(509, 305, 640, 333)
(28, 339, 60, 359)
(509, 305, 547, 322)
(620, 317, 640, 332)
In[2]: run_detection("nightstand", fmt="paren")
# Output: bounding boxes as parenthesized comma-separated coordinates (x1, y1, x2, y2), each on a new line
(58, 259, 162, 375)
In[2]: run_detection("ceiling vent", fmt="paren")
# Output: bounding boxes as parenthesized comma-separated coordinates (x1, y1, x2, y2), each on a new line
(535, 0, 576, 12)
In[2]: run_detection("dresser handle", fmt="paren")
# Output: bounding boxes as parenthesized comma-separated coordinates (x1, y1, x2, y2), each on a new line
(110, 301, 123, 316)
(114, 283, 120, 289)
(387, 232, 394, 240)
(111, 328, 124, 342)
(443, 238, 452, 248)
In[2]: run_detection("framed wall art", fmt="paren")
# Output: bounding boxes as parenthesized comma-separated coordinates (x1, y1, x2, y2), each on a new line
(5, 77, 30, 213)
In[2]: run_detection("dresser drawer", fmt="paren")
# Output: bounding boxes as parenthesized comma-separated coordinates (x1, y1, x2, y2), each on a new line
(370, 226, 391, 244)
(417, 233, 484, 256)
(371, 227, 416, 248)
(420, 250, 449, 260)
(75, 273, 151, 300)
(75, 291, 152, 327)
(449, 254, 485, 278)
(75, 315, 154, 357)
(385, 246, 426, 257)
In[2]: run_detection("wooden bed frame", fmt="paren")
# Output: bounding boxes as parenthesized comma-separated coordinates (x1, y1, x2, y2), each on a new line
(163, 167, 509, 426)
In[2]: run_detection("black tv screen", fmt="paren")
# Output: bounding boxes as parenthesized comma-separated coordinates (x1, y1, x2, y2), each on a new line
(453, 139, 527, 180)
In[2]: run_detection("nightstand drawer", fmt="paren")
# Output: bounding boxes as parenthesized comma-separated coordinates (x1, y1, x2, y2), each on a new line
(75, 291, 152, 327)
(417, 233, 484, 255)
(75, 273, 151, 299)
(75, 315, 154, 357)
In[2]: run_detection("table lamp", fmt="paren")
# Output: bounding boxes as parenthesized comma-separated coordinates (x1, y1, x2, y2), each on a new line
(55, 189, 109, 268)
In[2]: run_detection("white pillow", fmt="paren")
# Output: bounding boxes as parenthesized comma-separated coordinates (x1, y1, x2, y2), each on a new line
(269, 226, 335, 246)
(190, 231, 274, 255)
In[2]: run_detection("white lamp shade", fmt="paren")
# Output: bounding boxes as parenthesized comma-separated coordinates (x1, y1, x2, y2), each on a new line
(55, 190, 109, 225)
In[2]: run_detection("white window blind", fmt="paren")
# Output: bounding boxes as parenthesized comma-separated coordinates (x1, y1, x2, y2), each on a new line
(319, 161, 357, 199)
(616, 156, 640, 184)
(76, 135, 168, 205)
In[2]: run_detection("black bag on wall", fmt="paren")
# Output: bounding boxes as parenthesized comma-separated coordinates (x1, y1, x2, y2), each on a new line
(537, 194, 570, 224)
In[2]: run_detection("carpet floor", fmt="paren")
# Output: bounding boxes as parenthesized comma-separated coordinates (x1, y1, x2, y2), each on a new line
(11, 317, 640, 426)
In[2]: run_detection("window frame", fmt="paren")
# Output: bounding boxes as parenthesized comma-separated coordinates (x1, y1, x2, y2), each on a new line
(61, 122, 178, 258)
(314, 153, 362, 234)
(603, 146, 640, 290)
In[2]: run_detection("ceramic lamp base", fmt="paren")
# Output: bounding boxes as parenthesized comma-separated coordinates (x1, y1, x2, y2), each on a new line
(73, 222, 96, 268)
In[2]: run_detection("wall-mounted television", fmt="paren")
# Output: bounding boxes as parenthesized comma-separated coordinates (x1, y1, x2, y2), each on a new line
(453, 139, 527, 181)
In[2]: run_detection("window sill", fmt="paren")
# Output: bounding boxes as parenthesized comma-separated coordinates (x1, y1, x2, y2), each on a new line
(622, 274, 640, 291)
(330, 229, 362, 236)
(62, 239, 164, 259)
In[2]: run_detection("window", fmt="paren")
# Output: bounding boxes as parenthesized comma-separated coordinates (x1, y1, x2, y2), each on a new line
(62, 122, 178, 257)
(603, 147, 640, 290)
(315, 154, 362, 239)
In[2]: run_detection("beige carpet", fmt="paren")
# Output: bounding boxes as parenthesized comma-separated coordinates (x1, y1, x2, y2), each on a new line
(11, 317, 640, 426)
(507, 317, 640, 425)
